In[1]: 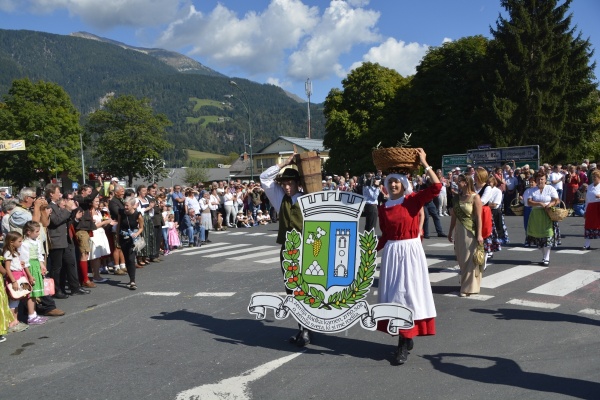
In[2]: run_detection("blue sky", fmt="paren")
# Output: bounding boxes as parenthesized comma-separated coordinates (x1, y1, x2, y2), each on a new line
(1, 0, 598, 103)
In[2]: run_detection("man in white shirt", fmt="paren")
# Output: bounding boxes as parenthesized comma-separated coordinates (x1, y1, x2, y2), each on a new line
(549, 164, 565, 201)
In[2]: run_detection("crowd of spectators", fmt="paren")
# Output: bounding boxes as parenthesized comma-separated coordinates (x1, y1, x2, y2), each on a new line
(0, 176, 279, 343)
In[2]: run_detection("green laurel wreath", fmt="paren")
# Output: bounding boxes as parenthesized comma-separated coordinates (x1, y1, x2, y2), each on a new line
(283, 229, 377, 310)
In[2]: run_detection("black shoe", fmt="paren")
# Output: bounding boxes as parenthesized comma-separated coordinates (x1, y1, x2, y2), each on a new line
(423, 236, 430, 239)
(296, 329, 311, 347)
(395, 337, 409, 365)
(205, 239, 212, 243)
(288, 330, 302, 344)
(71, 288, 91, 295)
(53, 292, 69, 299)
(437, 233, 447, 237)
(406, 338, 414, 351)
(583, 246, 591, 250)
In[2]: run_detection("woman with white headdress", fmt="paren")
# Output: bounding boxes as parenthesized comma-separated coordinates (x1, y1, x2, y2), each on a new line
(375, 148, 440, 365)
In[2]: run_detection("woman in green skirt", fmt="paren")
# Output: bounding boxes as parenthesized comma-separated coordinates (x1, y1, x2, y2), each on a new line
(525, 173, 559, 266)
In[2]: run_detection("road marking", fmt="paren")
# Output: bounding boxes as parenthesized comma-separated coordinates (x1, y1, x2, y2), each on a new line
(266, 234, 278, 237)
(555, 249, 590, 254)
(444, 292, 494, 300)
(507, 299, 560, 309)
(176, 352, 303, 400)
(481, 265, 546, 289)
(528, 270, 600, 296)
(508, 247, 537, 252)
(143, 292, 181, 296)
(194, 292, 236, 297)
(578, 308, 600, 316)
(247, 232, 267, 236)
(203, 245, 275, 258)
(177, 242, 230, 254)
(427, 243, 453, 247)
(228, 249, 281, 260)
(186, 243, 253, 255)
(228, 231, 248, 235)
(208, 230, 229, 234)
(427, 258, 444, 266)
(254, 256, 281, 264)
(429, 268, 459, 283)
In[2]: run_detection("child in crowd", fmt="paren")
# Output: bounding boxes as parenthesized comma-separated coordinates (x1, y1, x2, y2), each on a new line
(246, 210, 255, 227)
(162, 204, 172, 254)
(256, 210, 270, 225)
(3, 231, 47, 326)
(0, 250, 16, 342)
(236, 211, 250, 228)
(20, 222, 46, 299)
(167, 214, 180, 252)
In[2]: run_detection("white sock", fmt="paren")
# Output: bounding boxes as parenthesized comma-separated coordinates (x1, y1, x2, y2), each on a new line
(28, 312, 38, 320)
(120, 264, 126, 269)
(543, 247, 551, 261)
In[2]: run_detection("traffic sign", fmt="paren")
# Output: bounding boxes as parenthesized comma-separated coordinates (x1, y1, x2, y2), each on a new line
(442, 154, 469, 166)
(467, 145, 539, 164)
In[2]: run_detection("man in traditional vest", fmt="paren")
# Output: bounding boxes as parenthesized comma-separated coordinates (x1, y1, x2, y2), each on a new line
(260, 152, 312, 346)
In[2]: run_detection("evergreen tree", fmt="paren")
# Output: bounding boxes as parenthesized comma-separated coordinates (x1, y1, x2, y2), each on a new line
(487, 0, 598, 162)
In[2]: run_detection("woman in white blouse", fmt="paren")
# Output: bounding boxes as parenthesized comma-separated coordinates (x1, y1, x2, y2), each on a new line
(526, 172, 559, 265)
(583, 170, 600, 250)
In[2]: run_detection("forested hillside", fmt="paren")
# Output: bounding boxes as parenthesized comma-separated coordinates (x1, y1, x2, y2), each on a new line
(0, 29, 324, 164)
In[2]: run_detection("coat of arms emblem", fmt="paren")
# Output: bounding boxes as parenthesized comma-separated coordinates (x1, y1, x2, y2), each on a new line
(249, 191, 414, 334)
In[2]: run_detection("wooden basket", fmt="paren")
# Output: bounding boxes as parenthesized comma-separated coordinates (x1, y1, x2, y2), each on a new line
(372, 147, 419, 173)
(546, 201, 568, 222)
(295, 151, 322, 194)
(510, 197, 524, 216)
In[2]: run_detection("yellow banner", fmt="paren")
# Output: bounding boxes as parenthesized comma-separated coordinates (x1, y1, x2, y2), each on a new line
(0, 140, 26, 151)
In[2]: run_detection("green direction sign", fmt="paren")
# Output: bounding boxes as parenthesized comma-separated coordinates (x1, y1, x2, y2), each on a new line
(442, 154, 468, 166)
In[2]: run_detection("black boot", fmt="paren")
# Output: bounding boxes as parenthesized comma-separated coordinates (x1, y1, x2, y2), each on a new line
(296, 328, 311, 347)
(395, 336, 409, 365)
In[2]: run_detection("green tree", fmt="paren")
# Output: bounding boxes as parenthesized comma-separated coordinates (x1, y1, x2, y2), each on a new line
(0, 78, 83, 187)
(407, 36, 489, 164)
(86, 95, 172, 186)
(183, 167, 208, 186)
(323, 62, 407, 174)
(487, 0, 598, 162)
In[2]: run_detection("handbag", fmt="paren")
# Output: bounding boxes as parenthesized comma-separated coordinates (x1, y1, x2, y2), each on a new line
(6, 276, 32, 300)
(473, 243, 486, 268)
(43, 277, 55, 296)
(133, 236, 146, 252)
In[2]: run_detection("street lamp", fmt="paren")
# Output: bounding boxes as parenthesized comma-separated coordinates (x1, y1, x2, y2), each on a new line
(79, 131, 86, 184)
(229, 80, 253, 181)
(224, 94, 247, 157)
(305, 78, 312, 139)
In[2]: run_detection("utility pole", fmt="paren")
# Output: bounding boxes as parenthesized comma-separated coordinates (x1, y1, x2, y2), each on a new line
(305, 78, 312, 139)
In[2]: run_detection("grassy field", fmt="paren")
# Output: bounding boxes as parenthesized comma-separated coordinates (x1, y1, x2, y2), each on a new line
(186, 149, 227, 162)
(187, 98, 230, 127)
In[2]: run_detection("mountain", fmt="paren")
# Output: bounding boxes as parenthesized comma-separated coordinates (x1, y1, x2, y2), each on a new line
(70, 31, 224, 77)
(0, 29, 325, 165)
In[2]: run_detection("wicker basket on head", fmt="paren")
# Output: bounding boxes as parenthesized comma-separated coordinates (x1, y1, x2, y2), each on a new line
(372, 147, 419, 174)
(510, 197, 524, 216)
(546, 201, 568, 222)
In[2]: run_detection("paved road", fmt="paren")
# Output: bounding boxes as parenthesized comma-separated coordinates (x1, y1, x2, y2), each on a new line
(1, 214, 598, 400)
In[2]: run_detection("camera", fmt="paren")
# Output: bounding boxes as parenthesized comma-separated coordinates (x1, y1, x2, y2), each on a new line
(361, 173, 381, 187)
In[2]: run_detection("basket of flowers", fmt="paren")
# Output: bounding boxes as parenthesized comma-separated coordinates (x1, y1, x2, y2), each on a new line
(546, 201, 568, 222)
(510, 197, 524, 216)
(372, 133, 420, 173)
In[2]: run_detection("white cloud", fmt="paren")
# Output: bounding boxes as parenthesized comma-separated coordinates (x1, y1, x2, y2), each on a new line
(442, 37, 453, 43)
(349, 37, 429, 77)
(0, 0, 18, 12)
(24, 0, 189, 29)
(157, 0, 318, 75)
(287, 0, 381, 80)
(266, 77, 290, 88)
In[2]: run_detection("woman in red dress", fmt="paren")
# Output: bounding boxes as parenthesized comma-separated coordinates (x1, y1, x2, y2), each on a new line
(376, 148, 441, 365)
(566, 165, 580, 208)
(583, 170, 600, 249)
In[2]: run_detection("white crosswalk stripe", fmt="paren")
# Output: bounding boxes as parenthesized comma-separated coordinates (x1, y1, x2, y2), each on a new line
(427, 243, 453, 248)
(507, 299, 561, 309)
(186, 243, 252, 255)
(255, 257, 281, 264)
(228, 249, 281, 260)
(481, 265, 547, 289)
(527, 270, 600, 296)
(555, 249, 590, 255)
(508, 247, 538, 252)
(203, 245, 275, 258)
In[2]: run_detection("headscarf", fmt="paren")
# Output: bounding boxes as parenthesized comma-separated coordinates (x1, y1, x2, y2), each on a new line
(384, 173, 413, 196)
